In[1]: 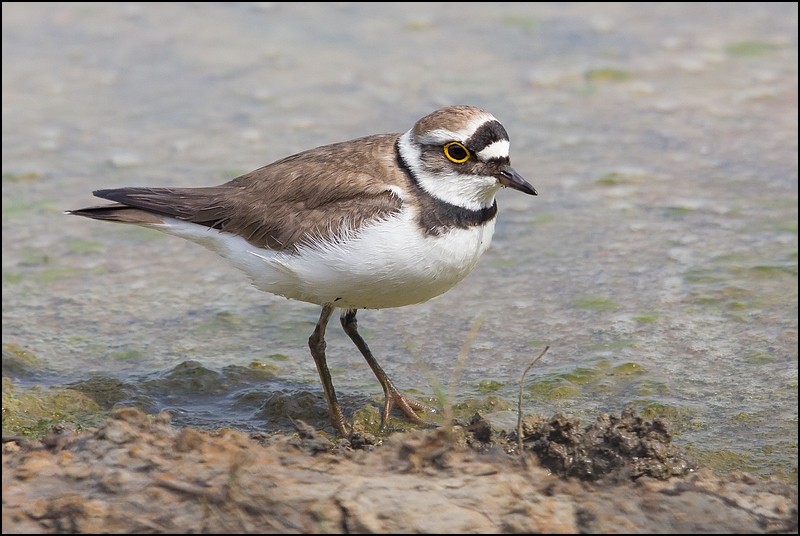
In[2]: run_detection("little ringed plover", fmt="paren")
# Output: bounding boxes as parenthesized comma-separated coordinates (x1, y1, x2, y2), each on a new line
(69, 105, 537, 436)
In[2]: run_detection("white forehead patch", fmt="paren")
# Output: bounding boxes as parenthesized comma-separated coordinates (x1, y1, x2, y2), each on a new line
(477, 139, 510, 161)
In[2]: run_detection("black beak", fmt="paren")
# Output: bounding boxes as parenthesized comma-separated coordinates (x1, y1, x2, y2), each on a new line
(497, 166, 537, 195)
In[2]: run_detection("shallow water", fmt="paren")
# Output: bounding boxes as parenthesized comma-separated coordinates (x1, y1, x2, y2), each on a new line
(2, 3, 797, 482)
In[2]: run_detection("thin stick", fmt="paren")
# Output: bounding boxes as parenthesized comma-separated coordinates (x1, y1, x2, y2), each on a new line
(443, 315, 485, 435)
(517, 345, 550, 454)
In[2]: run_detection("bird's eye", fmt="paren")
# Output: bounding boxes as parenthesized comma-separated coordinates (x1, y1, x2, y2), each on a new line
(443, 142, 471, 164)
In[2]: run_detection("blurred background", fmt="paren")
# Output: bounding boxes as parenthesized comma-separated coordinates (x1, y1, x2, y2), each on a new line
(2, 3, 797, 484)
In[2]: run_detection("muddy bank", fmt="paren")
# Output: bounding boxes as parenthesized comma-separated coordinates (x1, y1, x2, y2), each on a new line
(2, 407, 796, 533)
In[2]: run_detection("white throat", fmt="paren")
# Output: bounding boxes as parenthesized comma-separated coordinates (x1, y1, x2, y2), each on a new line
(398, 130, 500, 211)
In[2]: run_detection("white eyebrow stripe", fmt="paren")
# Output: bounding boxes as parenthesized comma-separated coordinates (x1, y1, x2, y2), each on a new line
(417, 113, 499, 145)
(417, 128, 466, 144)
(477, 139, 509, 161)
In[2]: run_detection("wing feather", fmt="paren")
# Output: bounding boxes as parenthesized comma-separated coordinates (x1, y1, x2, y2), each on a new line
(71, 134, 407, 252)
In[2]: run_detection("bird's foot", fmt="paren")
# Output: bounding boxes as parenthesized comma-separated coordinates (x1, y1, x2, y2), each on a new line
(379, 387, 438, 431)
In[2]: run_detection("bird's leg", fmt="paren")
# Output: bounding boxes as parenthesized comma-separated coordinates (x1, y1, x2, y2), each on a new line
(308, 304, 350, 437)
(340, 308, 435, 430)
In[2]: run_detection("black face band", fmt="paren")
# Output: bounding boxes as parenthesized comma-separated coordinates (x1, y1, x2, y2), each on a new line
(466, 120, 509, 153)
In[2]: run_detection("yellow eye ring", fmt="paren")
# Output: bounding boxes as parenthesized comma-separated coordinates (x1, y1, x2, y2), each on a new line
(443, 141, 471, 164)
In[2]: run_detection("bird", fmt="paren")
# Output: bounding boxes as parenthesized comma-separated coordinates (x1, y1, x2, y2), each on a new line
(68, 105, 537, 437)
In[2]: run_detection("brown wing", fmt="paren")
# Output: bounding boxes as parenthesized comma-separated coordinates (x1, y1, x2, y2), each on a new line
(70, 134, 406, 251)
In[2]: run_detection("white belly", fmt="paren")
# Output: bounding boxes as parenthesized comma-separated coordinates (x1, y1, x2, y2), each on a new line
(157, 210, 495, 309)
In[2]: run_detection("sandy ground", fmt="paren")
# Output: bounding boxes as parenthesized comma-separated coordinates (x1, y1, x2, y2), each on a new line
(2, 406, 796, 534)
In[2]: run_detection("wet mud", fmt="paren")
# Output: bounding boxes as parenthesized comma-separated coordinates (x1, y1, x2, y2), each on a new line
(3, 406, 796, 534)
